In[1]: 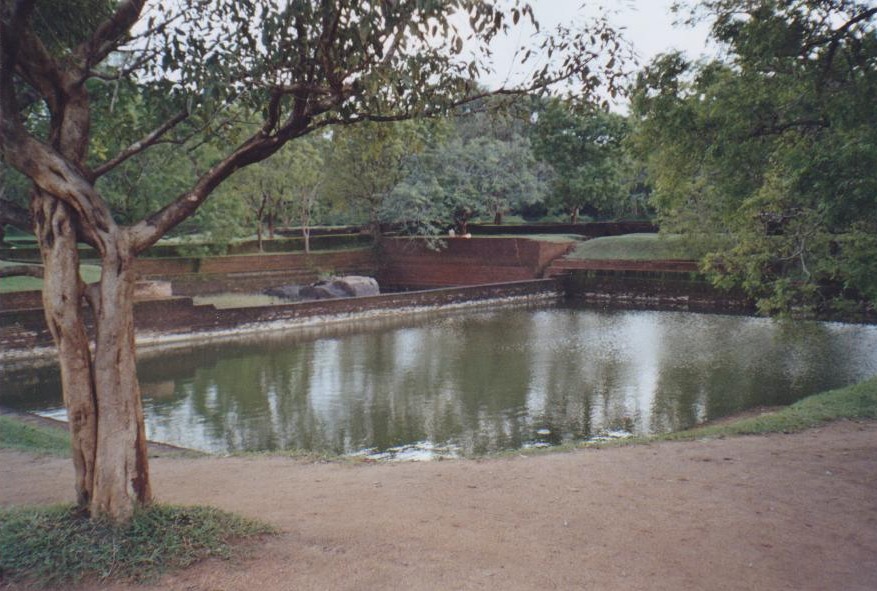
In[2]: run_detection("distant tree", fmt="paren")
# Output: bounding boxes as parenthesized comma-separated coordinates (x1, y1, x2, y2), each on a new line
(0, 0, 626, 521)
(220, 133, 327, 252)
(388, 130, 545, 230)
(323, 120, 431, 243)
(384, 101, 547, 236)
(532, 100, 631, 223)
(288, 138, 329, 254)
(633, 0, 877, 314)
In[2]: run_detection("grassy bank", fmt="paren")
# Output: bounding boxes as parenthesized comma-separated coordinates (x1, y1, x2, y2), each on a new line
(0, 504, 274, 586)
(0, 415, 69, 456)
(659, 375, 877, 441)
(568, 233, 697, 261)
(0, 261, 101, 293)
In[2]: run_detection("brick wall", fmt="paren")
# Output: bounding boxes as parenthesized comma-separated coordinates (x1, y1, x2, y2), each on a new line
(0, 280, 561, 354)
(563, 270, 755, 314)
(468, 221, 657, 236)
(546, 259, 700, 276)
(377, 237, 575, 290)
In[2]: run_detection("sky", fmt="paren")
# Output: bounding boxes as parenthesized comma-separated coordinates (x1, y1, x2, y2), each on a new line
(480, 0, 719, 106)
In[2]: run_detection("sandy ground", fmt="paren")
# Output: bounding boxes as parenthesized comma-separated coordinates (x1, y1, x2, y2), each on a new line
(2, 420, 876, 591)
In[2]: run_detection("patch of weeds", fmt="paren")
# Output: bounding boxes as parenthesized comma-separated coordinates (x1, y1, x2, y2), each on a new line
(0, 416, 69, 456)
(0, 504, 275, 587)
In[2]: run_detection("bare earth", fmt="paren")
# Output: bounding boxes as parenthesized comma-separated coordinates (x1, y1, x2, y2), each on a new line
(2, 420, 876, 591)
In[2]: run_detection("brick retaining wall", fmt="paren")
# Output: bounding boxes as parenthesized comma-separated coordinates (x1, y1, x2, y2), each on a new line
(377, 237, 574, 290)
(0, 279, 561, 355)
(468, 221, 657, 236)
(547, 259, 700, 276)
(563, 270, 755, 314)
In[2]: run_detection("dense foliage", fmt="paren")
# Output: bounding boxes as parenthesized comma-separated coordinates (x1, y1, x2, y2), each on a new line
(532, 100, 635, 222)
(633, 0, 877, 314)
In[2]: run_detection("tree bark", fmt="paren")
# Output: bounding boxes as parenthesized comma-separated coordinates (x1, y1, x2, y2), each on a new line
(33, 194, 98, 509)
(89, 232, 151, 520)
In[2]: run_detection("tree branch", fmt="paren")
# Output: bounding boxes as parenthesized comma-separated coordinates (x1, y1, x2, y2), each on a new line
(128, 124, 306, 253)
(92, 109, 189, 178)
(0, 122, 115, 250)
(79, 0, 147, 68)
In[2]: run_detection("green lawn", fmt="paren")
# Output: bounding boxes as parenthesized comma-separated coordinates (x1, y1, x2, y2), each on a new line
(567, 233, 699, 261)
(0, 261, 102, 293)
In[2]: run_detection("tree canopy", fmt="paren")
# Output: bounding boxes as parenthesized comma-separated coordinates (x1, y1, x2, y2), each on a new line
(633, 0, 877, 314)
(532, 100, 632, 222)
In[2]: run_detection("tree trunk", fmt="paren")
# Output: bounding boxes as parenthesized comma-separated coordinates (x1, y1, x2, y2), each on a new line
(34, 195, 98, 509)
(369, 207, 383, 246)
(89, 234, 152, 521)
(570, 207, 579, 225)
(35, 194, 151, 521)
(494, 210, 503, 225)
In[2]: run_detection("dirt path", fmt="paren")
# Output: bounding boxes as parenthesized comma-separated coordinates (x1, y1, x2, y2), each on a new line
(3, 420, 876, 591)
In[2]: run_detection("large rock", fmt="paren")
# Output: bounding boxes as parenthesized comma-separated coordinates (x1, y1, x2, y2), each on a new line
(134, 281, 173, 300)
(299, 281, 348, 300)
(264, 285, 301, 300)
(332, 276, 380, 297)
(266, 276, 380, 301)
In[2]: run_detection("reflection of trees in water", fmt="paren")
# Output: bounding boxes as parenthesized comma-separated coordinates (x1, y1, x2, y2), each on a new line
(144, 344, 326, 453)
(648, 316, 872, 432)
(0, 365, 61, 409)
(7, 307, 876, 454)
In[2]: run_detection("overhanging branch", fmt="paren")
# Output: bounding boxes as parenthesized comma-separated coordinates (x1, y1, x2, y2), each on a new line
(92, 109, 189, 179)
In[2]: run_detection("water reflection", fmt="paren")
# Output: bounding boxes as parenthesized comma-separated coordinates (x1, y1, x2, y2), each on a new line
(2, 305, 876, 456)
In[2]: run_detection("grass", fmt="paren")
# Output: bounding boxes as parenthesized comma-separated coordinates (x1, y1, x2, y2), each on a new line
(0, 261, 102, 293)
(0, 504, 275, 586)
(659, 375, 877, 441)
(567, 233, 699, 261)
(0, 415, 70, 456)
(503, 375, 877, 457)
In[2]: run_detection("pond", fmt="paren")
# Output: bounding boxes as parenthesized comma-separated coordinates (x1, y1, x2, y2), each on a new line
(2, 304, 876, 459)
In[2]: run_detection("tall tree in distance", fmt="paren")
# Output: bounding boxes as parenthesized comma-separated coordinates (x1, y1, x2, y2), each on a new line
(532, 100, 631, 223)
(0, 0, 628, 521)
(323, 121, 429, 244)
